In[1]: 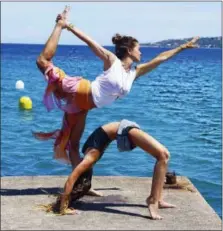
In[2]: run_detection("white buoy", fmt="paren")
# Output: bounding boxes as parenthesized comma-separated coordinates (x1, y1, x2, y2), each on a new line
(16, 80, 24, 90)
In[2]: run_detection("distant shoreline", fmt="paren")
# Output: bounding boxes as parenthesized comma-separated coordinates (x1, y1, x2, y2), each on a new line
(140, 36, 222, 49)
(1, 43, 222, 50)
(139, 45, 222, 50)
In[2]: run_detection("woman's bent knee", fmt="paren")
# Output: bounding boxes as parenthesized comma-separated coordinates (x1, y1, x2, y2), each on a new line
(157, 148, 170, 164)
(36, 55, 49, 73)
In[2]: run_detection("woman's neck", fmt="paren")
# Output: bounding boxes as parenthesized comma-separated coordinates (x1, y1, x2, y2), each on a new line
(121, 57, 133, 72)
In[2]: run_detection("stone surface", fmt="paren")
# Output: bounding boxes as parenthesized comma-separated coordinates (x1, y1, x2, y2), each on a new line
(1, 175, 222, 230)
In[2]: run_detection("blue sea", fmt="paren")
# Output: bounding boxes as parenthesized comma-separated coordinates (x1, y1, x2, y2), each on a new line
(1, 44, 222, 218)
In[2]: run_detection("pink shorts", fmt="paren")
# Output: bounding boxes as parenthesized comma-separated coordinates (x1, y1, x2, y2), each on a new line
(43, 63, 83, 113)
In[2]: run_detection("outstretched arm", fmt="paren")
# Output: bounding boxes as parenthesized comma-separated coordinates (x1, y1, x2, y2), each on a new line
(56, 14, 116, 70)
(59, 150, 100, 213)
(68, 25, 116, 70)
(135, 37, 199, 79)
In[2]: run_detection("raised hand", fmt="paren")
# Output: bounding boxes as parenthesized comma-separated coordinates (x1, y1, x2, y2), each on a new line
(181, 36, 200, 49)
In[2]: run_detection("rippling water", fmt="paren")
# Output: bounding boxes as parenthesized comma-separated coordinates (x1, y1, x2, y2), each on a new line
(1, 44, 222, 218)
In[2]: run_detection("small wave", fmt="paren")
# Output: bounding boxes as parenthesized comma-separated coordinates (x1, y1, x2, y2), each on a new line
(189, 179, 222, 196)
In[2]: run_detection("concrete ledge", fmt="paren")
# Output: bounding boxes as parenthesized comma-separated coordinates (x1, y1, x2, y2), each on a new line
(1, 175, 222, 230)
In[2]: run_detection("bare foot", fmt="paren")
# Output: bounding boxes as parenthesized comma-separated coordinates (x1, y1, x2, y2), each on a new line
(87, 189, 104, 197)
(56, 5, 70, 28)
(61, 5, 70, 21)
(159, 200, 176, 209)
(146, 197, 163, 220)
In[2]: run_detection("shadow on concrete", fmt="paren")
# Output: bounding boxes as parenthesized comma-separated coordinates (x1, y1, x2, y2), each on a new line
(93, 187, 121, 191)
(1, 187, 152, 219)
(0, 187, 62, 196)
(1, 188, 151, 219)
(72, 200, 151, 219)
(0, 187, 121, 196)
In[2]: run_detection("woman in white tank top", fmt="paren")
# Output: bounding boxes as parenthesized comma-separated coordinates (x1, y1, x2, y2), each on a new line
(34, 6, 199, 186)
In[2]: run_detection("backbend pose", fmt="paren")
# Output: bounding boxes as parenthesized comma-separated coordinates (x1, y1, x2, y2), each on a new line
(34, 6, 199, 172)
(58, 119, 175, 220)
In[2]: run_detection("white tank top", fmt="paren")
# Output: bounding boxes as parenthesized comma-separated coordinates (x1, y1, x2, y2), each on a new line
(91, 58, 136, 108)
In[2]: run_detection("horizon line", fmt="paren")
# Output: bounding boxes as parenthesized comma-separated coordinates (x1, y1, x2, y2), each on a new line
(1, 43, 222, 50)
(2, 35, 221, 47)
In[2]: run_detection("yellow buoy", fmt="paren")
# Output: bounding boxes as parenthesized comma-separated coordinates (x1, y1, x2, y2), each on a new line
(19, 96, 32, 110)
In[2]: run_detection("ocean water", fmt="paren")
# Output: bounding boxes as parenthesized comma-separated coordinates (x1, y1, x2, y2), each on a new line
(1, 44, 222, 218)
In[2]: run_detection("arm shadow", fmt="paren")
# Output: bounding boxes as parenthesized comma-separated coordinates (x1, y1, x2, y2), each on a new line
(0, 187, 63, 196)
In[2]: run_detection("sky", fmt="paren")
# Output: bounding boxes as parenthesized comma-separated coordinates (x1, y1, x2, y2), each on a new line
(1, 2, 222, 45)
